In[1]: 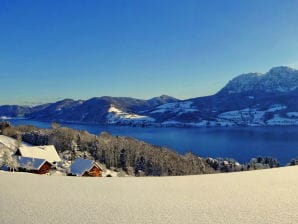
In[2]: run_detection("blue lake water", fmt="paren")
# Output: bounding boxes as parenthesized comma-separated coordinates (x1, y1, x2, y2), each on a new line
(8, 119, 298, 165)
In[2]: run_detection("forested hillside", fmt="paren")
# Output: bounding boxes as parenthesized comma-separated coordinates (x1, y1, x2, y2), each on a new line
(0, 122, 214, 176)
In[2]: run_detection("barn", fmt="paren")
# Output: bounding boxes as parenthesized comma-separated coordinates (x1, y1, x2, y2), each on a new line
(16, 157, 52, 174)
(70, 158, 102, 177)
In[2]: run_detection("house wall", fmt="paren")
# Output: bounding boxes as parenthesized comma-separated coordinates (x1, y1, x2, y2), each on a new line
(83, 165, 102, 177)
(35, 162, 52, 175)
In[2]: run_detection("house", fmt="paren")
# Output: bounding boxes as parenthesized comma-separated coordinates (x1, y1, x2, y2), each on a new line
(15, 145, 61, 164)
(70, 158, 103, 177)
(16, 156, 52, 174)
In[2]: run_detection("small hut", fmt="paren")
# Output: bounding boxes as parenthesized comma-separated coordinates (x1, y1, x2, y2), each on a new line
(70, 158, 102, 177)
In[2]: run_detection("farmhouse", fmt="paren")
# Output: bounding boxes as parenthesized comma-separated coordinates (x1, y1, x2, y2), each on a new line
(17, 156, 52, 174)
(15, 145, 61, 164)
(70, 158, 102, 177)
(1, 135, 59, 174)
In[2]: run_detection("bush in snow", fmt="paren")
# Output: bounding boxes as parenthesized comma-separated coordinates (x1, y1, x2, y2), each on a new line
(288, 158, 298, 166)
(1, 149, 19, 172)
(247, 157, 279, 170)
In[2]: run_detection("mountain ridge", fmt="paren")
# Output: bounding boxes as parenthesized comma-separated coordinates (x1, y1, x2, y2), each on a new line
(2, 66, 298, 127)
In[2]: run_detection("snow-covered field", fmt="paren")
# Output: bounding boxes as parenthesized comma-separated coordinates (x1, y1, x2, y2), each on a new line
(150, 101, 198, 115)
(107, 105, 155, 124)
(104, 103, 298, 127)
(1, 166, 298, 224)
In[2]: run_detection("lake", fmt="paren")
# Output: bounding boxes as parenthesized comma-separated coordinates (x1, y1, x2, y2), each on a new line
(7, 119, 298, 165)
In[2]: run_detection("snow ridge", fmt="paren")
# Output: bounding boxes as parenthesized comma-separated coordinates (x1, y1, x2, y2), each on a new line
(106, 105, 155, 125)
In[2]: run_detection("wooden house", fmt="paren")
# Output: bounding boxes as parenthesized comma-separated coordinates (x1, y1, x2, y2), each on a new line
(70, 158, 103, 177)
(16, 156, 52, 174)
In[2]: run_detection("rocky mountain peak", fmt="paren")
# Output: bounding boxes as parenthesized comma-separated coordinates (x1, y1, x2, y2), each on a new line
(267, 66, 296, 75)
(219, 66, 298, 94)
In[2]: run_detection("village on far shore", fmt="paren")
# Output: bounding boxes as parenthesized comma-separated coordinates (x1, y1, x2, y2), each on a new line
(0, 134, 120, 177)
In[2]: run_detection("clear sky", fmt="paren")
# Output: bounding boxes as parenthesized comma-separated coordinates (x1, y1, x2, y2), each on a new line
(1, 0, 298, 105)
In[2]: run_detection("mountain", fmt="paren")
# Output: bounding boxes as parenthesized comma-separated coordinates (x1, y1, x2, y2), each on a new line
(219, 66, 298, 94)
(22, 96, 180, 124)
(163, 66, 298, 126)
(147, 95, 179, 106)
(144, 66, 298, 126)
(2, 66, 298, 127)
(27, 99, 84, 122)
(0, 105, 32, 118)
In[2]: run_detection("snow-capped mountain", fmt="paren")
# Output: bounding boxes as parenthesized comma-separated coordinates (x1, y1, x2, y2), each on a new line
(2, 66, 298, 127)
(146, 66, 298, 126)
(219, 66, 298, 94)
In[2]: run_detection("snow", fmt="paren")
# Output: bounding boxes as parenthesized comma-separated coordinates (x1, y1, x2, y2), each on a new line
(217, 105, 288, 126)
(102, 169, 119, 177)
(18, 145, 61, 164)
(17, 157, 46, 170)
(269, 66, 296, 74)
(70, 158, 100, 176)
(266, 104, 287, 112)
(223, 66, 298, 93)
(0, 116, 11, 119)
(108, 106, 123, 113)
(107, 105, 155, 124)
(217, 108, 266, 125)
(286, 112, 298, 118)
(150, 101, 198, 115)
(266, 115, 298, 126)
(1, 166, 298, 223)
(0, 135, 32, 152)
(224, 73, 261, 94)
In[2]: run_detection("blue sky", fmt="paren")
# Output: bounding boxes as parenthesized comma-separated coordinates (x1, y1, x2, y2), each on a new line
(1, 0, 298, 105)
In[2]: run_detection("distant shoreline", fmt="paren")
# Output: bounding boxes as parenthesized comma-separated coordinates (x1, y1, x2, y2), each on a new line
(4, 116, 298, 128)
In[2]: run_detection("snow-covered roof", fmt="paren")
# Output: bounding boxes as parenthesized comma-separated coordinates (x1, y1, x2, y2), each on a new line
(0, 135, 31, 151)
(17, 145, 61, 164)
(17, 156, 48, 170)
(70, 158, 101, 176)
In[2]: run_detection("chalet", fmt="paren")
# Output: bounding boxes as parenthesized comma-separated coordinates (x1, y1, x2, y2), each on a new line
(1, 135, 57, 174)
(15, 145, 61, 164)
(16, 157, 52, 174)
(70, 158, 103, 177)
